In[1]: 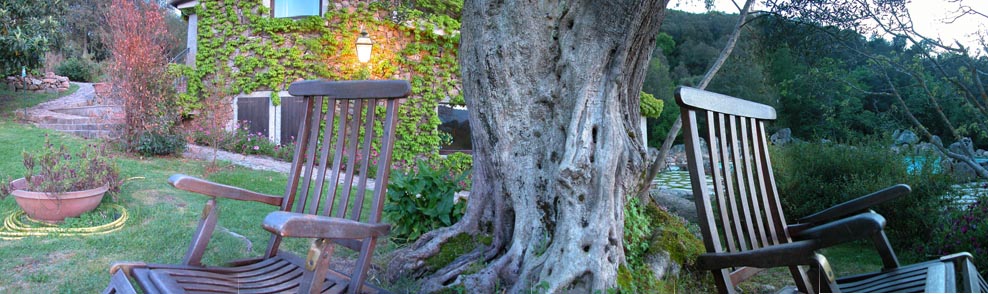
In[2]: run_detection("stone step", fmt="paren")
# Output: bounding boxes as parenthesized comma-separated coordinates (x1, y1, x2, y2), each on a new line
(59, 129, 122, 139)
(37, 123, 124, 131)
(31, 115, 98, 124)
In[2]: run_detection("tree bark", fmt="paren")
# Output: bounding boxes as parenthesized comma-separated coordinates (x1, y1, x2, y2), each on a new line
(387, 0, 669, 292)
(641, 0, 754, 200)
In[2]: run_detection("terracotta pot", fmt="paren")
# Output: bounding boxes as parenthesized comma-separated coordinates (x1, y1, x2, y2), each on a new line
(9, 177, 108, 223)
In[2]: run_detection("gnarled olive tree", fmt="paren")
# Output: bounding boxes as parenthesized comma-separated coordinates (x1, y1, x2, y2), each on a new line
(388, 0, 670, 292)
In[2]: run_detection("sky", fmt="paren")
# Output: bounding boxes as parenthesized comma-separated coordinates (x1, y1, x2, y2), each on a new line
(671, 0, 988, 52)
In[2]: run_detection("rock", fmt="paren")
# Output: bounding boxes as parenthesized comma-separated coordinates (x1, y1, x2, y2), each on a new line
(977, 149, 988, 157)
(650, 188, 698, 223)
(893, 130, 919, 146)
(949, 137, 976, 158)
(56, 76, 69, 82)
(770, 128, 793, 146)
(45, 71, 55, 78)
(915, 142, 936, 153)
(30, 78, 42, 85)
(42, 78, 57, 84)
(953, 161, 978, 182)
(645, 251, 678, 281)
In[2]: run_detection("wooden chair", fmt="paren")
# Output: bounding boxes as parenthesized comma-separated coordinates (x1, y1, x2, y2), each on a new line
(104, 79, 411, 294)
(676, 86, 988, 293)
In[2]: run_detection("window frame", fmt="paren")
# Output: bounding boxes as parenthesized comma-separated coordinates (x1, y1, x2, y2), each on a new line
(270, 0, 324, 19)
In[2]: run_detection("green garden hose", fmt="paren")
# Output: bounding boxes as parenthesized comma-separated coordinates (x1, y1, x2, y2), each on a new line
(0, 204, 128, 240)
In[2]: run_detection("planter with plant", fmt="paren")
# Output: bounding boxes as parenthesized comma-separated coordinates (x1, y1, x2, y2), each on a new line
(1, 135, 120, 223)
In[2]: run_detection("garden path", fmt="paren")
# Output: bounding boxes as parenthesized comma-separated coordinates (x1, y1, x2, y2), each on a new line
(183, 144, 381, 191)
(17, 82, 124, 139)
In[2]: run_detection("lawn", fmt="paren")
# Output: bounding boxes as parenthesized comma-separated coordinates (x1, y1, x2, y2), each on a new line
(0, 89, 402, 292)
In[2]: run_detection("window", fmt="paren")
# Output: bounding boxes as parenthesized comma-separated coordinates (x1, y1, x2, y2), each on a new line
(438, 104, 472, 154)
(272, 0, 321, 18)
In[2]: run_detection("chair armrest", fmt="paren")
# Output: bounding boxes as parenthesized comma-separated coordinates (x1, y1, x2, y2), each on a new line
(168, 174, 282, 206)
(262, 211, 390, 240)
(797, 184, 910, 225)
(696, 240, 820, 270)
(789, 212, 885, 247)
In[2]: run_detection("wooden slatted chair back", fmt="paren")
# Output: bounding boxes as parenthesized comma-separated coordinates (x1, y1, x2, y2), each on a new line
(676, 86, 806, 292)
(264, 80, 409, 275)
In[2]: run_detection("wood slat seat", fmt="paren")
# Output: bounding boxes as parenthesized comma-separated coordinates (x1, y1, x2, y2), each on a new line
(676, 86, 988, 293)
(104, 79, 411, 294)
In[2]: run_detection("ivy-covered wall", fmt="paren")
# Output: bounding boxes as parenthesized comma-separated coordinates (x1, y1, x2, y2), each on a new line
(176, 0, 462, 164)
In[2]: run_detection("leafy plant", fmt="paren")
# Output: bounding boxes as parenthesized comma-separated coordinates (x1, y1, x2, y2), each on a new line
(925, 186, 988, 276)
(55, 57, 100, 82)
(133, 130, 186, 156)
(620, 197, 706, 293)
(0, 134, 119, 199)
(0, 0, 64, 76)
(384, 161, 468, 243)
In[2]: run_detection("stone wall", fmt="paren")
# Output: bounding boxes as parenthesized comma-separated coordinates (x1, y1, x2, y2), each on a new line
(4, 72, 71, 93)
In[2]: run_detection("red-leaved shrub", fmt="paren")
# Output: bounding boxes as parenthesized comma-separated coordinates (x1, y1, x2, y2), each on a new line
(105, 0, 184, 155)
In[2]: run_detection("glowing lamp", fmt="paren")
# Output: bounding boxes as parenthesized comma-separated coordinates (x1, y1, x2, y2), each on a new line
(356, 30, 373, 63)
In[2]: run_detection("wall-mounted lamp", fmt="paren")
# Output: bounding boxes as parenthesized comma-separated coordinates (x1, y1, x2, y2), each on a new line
(356, 29, 373, 63)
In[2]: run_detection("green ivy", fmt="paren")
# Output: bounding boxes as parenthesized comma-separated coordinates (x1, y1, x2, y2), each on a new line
(182, 0, 461, 164)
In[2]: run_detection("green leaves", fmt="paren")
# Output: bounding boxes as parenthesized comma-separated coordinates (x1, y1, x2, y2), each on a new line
(383, 161, 469, 243)
(0, 0, 65, 76)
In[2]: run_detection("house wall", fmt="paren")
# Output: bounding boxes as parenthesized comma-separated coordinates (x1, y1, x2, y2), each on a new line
(181, 0, 462, 164)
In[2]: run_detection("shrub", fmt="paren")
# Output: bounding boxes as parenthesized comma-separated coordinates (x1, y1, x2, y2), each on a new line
(772, 139, 955, 251)
(925, 189, 988, 275)
(133, 130, 186, 156)
(384, 161, 468, 244)
(106, 0, 182, 155)
(55, 58, 99, 82)
(189, 122, 295, 162)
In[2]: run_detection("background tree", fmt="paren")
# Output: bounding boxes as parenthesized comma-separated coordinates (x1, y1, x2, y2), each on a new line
(645, 0, 755, 191)
(0, 0, 65, 76)
(62, 0, 109, 61)
(388, 1, 670, 292)
(765, 0, 988, 178)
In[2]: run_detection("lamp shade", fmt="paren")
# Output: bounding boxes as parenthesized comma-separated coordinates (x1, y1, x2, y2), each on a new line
(356, 30, 373, 63)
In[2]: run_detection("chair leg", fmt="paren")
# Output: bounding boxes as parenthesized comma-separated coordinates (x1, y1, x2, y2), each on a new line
(102, 270, 137, 294)
(872, 230, 900, 270)
(350, 237, 379, 294)
(789, 265, 815, 294)
(713, 268, 733, 294)
(183, 198, 219, 266)
(804, 254, 839, 293)
(300, 238, 336, 294)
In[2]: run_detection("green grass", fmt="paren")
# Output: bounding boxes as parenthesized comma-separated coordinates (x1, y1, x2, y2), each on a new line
(732, 241, 890, 293)
(0, 84, 80, 114)
(0, 120, 400, 292)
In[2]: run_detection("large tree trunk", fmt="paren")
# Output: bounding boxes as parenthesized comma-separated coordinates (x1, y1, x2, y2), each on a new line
(387, 0, 669, 292)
